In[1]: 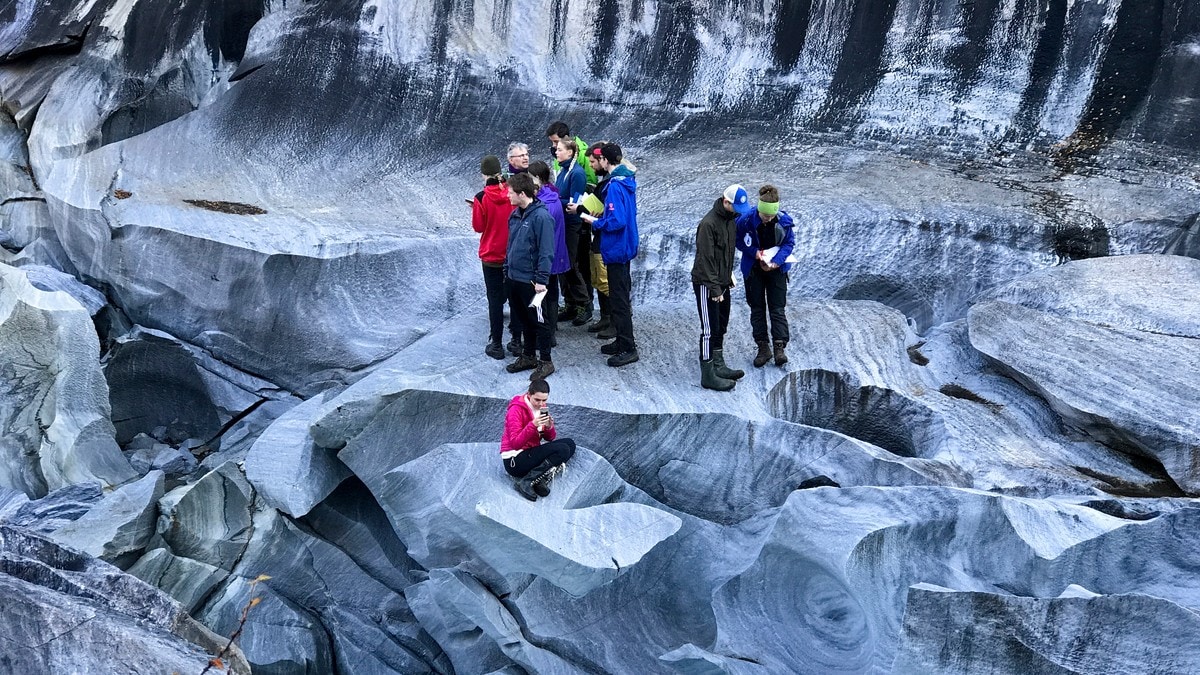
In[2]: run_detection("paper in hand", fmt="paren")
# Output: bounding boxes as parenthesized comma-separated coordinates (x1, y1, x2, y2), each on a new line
(760, 246, 798, 264)
(530, 288, 548, 323)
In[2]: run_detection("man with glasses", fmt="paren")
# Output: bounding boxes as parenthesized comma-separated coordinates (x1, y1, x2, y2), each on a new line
(507, 143, 530, 175)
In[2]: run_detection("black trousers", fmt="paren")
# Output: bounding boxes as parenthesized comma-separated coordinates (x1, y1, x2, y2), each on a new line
(504, 438, 576, 477)
(694, 283, 731, 360)
(507, 278, 552, 361)
(484, 263, 521, 344)
(562, 220, 593, 309)
(606, 261, 636, 353)
(745, 266, 789, 344)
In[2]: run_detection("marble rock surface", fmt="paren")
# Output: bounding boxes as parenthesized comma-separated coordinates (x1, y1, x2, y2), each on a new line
(2, 0, 1200, 671)
(0, 524, 248, 674)
(49, 469, 163, 565)
(0, 262, 135, 497)
(970, 255, 1200, 493)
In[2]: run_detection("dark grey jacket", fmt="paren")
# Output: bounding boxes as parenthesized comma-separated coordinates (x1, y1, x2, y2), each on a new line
(690, 197, 737, 297)
(505, 199, 556, 285)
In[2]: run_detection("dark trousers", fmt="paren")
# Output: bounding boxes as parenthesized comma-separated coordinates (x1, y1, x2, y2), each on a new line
(694, 283, 730, 360)
(547, 275, 561, 334)
(562, 221, 593, 309)
(508, 278, 552, 361)
(745, 266, 789, 343)
(607, 261, 636, 353)
(504, 438, 576, 477)
(484, 263, 521, 344)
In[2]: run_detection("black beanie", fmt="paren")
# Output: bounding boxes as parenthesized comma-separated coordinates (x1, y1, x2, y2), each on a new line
(481, 155, 502, 176)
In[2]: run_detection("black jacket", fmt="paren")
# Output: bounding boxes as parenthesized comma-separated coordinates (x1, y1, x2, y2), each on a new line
(690, 197, 738, 296)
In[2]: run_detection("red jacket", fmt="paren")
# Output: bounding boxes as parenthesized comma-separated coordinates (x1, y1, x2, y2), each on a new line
(473, 182, 515, 264)
(500, 394, 556, 457)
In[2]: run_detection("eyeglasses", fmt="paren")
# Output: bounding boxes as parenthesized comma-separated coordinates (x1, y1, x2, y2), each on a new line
(509, 153, 529, 159)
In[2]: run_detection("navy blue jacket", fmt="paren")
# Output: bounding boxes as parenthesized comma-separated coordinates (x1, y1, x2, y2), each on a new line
(505, 199, 555, 285)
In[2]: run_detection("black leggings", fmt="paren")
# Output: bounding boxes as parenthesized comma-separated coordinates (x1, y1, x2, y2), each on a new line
(504, 438, 576, 477)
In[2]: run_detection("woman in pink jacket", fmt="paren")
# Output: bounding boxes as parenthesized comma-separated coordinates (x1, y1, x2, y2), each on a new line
(501, 379, 575, 501)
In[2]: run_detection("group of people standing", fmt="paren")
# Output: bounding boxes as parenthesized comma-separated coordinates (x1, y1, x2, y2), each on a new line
(482, 124, 798, 500)
(471, 121, 639, 382)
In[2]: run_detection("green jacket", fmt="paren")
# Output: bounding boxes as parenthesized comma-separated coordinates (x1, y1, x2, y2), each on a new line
(551, 136, 598, 187)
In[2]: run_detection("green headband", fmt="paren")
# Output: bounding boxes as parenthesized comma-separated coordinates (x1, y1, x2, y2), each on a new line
(757, 200, 780, 217)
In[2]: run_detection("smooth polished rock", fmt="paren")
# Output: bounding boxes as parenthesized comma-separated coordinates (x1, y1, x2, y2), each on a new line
(156, 461, 254, 571)
(245, 393, 350, 518)
(374, 442, 681, 597)
(0, 525, 248, 674)
(197, 505, 445, 674)
(969, 299, 1200, 492)
(701, 487, 1145, 671)
(406, 568, 580, 674)
(50, 470, 164, 565)
(128, 546, 227, 614)
(0, 262, 135, 497)
(895, 583, 1200, 674)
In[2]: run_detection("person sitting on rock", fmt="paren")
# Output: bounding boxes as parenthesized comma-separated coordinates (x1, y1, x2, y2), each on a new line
(501, 379, 576, 501)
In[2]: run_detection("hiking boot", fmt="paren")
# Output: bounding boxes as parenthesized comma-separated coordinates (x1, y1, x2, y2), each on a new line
(773, 340, 788, 367)
(525, 459, 557, 498)
(597, 323, 617, 340)
(513, 473, 539, 501)
(485, 342, 505, 360)
(506, 354, 537, 373)
(531, 360, 555, 380)
(571, 307, 593, 326)
(507, 337, 523, 356)
(600, 341, 622, 355)
(607, 350, 639, 368)
(712, 349, 744, 380)
(701, 359, 736, 392)
(753, 341, 772, 368)
(557, 305, 577, 323)
(587, 315, 611, 333)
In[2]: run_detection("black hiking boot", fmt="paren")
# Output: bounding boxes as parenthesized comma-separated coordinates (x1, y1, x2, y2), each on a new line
(753, 341, 772, 368)
(513, 473, 539, 501)
(607, 350, 639, 368)
(485, 342, 505, 360)
(600, 341, 621, 355)
(712, 349, 744, 380)
(525, 459, 557, 499)
(507, 337, 523, 356)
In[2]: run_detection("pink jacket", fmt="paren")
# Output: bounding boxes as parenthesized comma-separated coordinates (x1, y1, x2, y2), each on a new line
(500, 394, 556, 458)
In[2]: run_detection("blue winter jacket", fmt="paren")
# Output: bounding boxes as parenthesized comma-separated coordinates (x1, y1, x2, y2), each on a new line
(537, 184, 571, 275)
(505, 199, 556, 285)
(592, 164, 638, 264)
(555, 160, 587, 231)
(735, 210, 796, 278)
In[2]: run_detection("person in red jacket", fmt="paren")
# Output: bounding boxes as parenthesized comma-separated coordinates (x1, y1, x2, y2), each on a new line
(473, 155, 522, 359)
(500, 379, 575, 501)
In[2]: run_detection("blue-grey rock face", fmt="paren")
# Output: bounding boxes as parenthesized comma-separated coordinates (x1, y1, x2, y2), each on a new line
(0, 262, 135, 497)
(3, 0, 1200, 673)
(0, 525, 249, 674)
